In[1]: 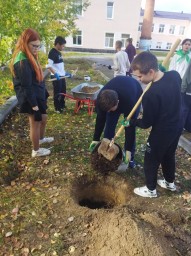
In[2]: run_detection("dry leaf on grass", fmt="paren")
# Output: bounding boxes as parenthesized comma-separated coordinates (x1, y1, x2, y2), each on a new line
(182, 191, 191, 202)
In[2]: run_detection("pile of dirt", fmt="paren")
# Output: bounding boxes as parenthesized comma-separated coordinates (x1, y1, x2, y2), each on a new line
(72, 174, 191, 256)
(90, 143, 122, 174)
(80, 86, 100, 93)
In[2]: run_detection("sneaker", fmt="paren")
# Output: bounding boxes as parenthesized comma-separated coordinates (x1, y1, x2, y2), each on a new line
(32, 148, 51, 157)
(39, 137, 54, 144)
(157, 179, 176, 191)
(134, 185, 157, 198)
(129, 160, 136, 168)
(55, 109, 63, 114)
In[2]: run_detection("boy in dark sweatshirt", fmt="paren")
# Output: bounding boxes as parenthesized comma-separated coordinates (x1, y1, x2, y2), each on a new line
(130, 51, 183, 198)
(90, 75, 143, 167)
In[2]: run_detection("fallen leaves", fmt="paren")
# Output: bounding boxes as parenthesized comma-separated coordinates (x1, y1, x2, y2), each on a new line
(182, 191, 191, 202)
(5, 231, 13, 237)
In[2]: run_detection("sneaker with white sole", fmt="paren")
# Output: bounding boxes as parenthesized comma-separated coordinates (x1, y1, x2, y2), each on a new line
(39, 137, 54, 145)
(134, 185, 157, 198)
(157, 179, 176, 191)
(32, 148, 51, 157)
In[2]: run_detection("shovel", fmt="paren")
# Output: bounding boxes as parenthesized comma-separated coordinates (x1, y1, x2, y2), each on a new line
(47, 68, 79, 82)
(98, 81, 152, 161)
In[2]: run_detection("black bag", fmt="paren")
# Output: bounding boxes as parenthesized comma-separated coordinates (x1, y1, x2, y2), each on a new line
(34, 110, 42, 121)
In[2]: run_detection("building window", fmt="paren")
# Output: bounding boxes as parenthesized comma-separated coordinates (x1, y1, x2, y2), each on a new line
(179, 26, 185, 35)
(152, 24, 154, 32)
(138, 22, 143, 31)
(166, 43, 172, 50)
(73, 31, 82, 45)
(169, 25, 175, 34)
(159, 24, 165, 33)
(121, 34, 130, 48)
(156, 42, 162, 49)
(107, 2, 114, 19)
(74, 0, 83, 16)
(105, 33, 114, 47)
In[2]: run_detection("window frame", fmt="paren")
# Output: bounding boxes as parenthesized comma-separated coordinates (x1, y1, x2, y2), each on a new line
(159, 24, 165, 33)
(73, 30, 82, 46)
(107, 2, 114, 19)
(105, 32, 114, 48)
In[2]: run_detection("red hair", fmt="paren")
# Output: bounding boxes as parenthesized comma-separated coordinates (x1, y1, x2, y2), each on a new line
(10, 28, 43, 82)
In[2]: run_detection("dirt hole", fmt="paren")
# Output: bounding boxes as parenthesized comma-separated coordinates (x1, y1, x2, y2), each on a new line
(72, 175, 131, 210)
(79, 198, 113, 209)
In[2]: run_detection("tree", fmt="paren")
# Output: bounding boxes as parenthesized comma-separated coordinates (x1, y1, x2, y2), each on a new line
(0, 0, 89, 65)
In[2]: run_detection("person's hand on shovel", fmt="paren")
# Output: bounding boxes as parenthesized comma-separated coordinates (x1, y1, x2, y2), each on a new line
(121, 119, 130, 127)
(89, 141, 99, 152)
(54, 73, 60, 80)
(123, 150, 131, 165)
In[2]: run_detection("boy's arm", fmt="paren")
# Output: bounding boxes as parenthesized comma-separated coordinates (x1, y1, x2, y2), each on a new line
(130, 94, 158, 129)
(126, 55, 130, 72)
(112, 54, 119, 71)
(46, 59, 56, 74)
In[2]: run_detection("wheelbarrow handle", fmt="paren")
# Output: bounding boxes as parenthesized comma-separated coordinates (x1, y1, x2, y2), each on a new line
(114, 81, 152, 139)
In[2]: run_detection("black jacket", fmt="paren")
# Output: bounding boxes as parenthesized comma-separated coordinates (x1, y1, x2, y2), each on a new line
(13, 59, 46, 107)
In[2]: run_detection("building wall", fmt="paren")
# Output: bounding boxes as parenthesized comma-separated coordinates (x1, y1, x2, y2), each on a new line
(66, 1, 191, 51)
(138, 15, 191, 50)
(66, 0, 142, 50)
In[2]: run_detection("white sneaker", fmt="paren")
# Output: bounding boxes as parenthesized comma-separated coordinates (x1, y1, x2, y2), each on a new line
(134, 185, 157, 198)
(39, 137, 54, 144)
(32, 148, 51, 157)
(157, 179, 176, 191)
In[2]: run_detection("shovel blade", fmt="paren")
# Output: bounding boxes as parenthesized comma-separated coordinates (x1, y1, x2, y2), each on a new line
(98, 138, 119, 161)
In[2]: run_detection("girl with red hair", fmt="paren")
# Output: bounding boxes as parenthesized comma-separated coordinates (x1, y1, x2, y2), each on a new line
(10, 28, 54, 157)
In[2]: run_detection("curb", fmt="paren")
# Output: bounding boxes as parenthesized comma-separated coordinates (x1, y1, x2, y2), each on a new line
(0, 96, 18, 125)
(178, 135, 191, 155)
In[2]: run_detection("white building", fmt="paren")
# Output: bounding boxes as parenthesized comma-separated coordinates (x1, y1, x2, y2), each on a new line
(66, 1, 191, 51)
(66, 0, 142, 52)
(138, 10, 191, 50)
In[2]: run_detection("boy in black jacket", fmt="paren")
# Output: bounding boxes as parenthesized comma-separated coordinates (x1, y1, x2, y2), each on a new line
(130, 51, 183, 198)
(90, 76, 143, 167)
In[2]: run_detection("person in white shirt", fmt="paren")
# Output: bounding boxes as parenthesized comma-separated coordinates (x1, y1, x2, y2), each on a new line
(47, 36, 66, 113)
(169, 38, 191, 132)
(109, 40, 130, 77)
(169, 38, 191, 78)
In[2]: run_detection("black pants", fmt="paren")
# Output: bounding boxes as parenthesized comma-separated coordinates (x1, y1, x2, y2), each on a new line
(144, 129, 181, 190)
(52, 78, 66, 111)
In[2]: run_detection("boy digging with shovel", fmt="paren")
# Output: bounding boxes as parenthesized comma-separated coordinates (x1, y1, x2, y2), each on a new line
(129, 51, 183, 198)
(89, 75, 143, 168)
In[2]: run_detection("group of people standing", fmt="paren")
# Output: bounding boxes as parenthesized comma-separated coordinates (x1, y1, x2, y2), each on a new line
(108, 38, 136, 77)
(10, 27, 190, 198)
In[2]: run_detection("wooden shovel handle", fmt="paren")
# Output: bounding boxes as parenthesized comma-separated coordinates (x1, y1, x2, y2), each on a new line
(114, 81, 152, 138)
(162, 38, 181, 67)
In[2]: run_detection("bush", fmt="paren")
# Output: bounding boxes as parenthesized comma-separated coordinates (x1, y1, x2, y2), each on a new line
(0, 68, 14, 104)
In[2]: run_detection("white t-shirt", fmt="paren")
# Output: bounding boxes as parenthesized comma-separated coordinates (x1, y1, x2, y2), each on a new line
(112, 50, 130, 77)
